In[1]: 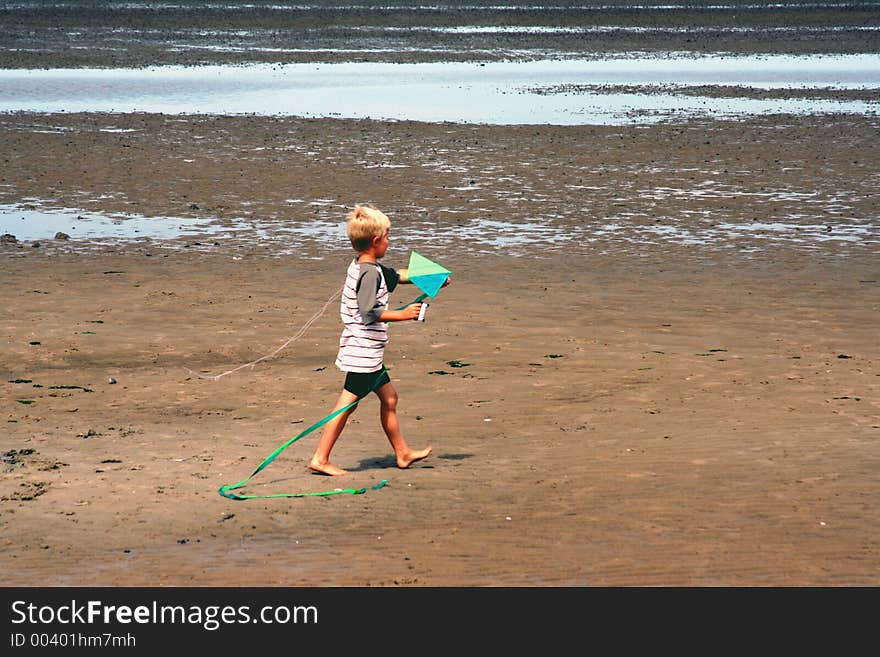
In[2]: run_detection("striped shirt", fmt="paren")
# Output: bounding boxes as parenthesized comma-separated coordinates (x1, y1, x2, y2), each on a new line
(335, 258, 400, 373)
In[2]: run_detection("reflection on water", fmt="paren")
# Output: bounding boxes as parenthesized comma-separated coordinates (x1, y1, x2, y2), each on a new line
(0, 203, 345, 244)
(0, 205, 224, 241)
(0, 55, 878, 125)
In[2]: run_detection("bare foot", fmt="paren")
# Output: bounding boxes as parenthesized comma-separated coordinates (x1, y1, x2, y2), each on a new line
(309, 458, 348, 476)
(397, 446, 432, 469)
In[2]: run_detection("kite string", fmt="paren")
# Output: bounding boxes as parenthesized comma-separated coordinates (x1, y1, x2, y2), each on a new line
(184, 287, 342, 381)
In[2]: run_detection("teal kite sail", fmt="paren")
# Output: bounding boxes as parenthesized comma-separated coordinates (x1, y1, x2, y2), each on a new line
(407, 250, 451, 299)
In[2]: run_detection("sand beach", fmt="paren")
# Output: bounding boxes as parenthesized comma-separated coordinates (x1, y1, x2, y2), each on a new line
(1, 1, 878, 586)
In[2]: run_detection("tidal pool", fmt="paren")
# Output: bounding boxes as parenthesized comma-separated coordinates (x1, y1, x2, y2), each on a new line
(1, 54, 878, 124)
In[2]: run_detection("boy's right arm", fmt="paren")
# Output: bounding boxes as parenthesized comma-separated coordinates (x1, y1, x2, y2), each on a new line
(380, 303, 422, 322)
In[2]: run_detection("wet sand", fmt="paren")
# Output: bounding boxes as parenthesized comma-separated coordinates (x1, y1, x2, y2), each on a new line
(2, 0, 878, 68)
(1, 111, 878, 586)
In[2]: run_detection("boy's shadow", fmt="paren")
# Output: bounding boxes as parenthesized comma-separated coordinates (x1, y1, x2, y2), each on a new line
(345, 452, 474, 472)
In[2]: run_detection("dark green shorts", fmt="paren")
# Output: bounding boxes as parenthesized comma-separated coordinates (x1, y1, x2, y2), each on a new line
(344, 368, 390, 397)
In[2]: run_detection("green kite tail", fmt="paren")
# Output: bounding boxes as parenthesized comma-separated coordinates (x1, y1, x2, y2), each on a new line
(218, 367, 390, 500)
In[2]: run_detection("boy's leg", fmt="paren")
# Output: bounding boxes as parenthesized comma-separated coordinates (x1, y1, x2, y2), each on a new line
(309, 388, 360, 476)
(375, 382, 432, 469)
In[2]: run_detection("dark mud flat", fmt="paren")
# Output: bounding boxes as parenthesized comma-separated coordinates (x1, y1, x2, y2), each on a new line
(1, 1, 878, 69)
(530, 83, 880, 103)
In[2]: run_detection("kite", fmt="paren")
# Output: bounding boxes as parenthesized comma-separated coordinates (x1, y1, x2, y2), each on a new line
(218, 251, 451, 500)
(407, 250, 451, 300)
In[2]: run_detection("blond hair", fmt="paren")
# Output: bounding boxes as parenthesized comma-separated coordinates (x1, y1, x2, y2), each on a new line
(346, 204, 390, 251)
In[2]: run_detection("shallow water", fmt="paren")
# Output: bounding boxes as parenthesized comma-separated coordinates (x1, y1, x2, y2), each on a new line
(0, 205, 223, 241)
(1, 54, 878, 124)
(3, 199, 876, 258)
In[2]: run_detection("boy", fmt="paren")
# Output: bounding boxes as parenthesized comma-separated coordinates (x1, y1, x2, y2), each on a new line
(309, 204, 438, 476)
